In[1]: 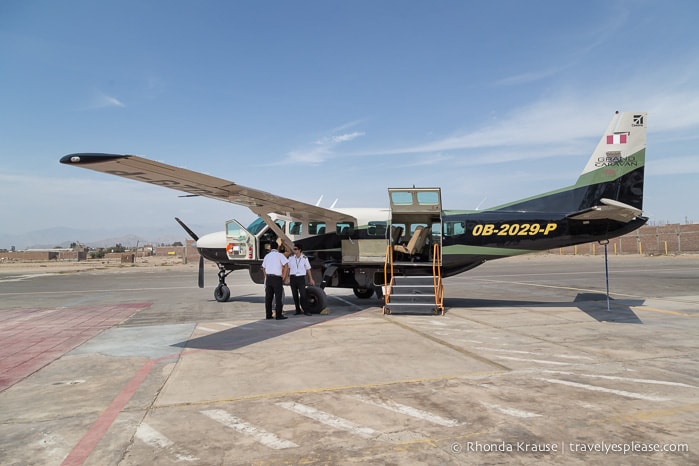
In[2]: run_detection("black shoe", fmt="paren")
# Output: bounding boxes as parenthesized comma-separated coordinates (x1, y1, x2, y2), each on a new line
(294, 310, 302, 315)
(266, 316, 274, 320)
(276, 315, 288, 320)
(304, 312, 312, 316)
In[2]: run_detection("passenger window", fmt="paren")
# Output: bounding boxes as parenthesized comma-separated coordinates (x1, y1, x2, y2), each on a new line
(309, 222, 326, 235)
(274, 220, 286, 232)
(368, 221, 387, 237)
(289, 222, 303, 235)
(336, 222, 355, 235)
(444, 221, 466, 236)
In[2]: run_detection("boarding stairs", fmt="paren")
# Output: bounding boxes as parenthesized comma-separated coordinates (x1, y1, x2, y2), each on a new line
(382, 244, 445, 315)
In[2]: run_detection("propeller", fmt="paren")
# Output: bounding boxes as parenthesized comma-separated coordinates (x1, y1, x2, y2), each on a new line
(175, 217, 205, 288)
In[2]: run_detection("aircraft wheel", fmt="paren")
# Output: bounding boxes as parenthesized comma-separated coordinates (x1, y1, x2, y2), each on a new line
(353, 287, 375, 299)
(302, 286, 327, 314)
(214, 284, 230, 302)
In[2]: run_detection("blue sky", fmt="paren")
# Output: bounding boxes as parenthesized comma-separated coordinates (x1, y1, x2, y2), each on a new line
(1, 0, 698, 247)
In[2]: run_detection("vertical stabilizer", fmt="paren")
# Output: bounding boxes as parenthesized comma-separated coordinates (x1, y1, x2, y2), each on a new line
(575, 112, 646, 211)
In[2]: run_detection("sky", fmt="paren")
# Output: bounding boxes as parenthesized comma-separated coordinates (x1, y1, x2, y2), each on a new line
(2, 0, 699, 248)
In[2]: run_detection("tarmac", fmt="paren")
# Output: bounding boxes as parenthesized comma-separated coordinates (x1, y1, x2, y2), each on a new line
(1, 254, 698, 465)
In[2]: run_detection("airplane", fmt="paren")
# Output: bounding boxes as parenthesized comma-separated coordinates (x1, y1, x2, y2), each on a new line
(60, 111, 647, 315)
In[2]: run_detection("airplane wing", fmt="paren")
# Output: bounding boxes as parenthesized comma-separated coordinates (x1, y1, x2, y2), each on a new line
(566, 198, 643, 223)
(60, 153, 354, 224)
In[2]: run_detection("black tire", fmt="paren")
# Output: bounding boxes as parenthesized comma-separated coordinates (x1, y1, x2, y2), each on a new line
(214, 284, 230, 302)
(302, 286, 327, 314)
(353, 287, 375, 299)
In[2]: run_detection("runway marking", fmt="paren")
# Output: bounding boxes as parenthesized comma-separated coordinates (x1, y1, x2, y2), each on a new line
(327, 294, 362, 309)
(276, 401, 378, 439)
(481, 402, 541, 418)
(350, 394, 462, 427)
(543, 371, 698, 389)
(471, 277, 699, 309)
(135, 423, 173, 448)
(153, 370, 506, 409)
(60, 351, 180, 466)
(197, 326, 219, 333)
(538, 378, 670, 402)
(478, 348, 593, 361)
(496, 356, 571, 366)
(631, 306, 696, 317)
(0, 286, 202, 296)
(589, 403, 699, 424)
(201, 409, 298, 450)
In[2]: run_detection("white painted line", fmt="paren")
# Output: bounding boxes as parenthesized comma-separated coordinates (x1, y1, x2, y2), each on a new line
(481, 402, 542, 418)
(197, 326, 218, 333)
(216, 322, 234, 328)
(478, 348, 593, 361)
(327, 295, 362, 309)
(135, 423, 173, 448)
(552, 354, 595, 361)
(476, 347, 538, 355)
(538, 378, 670, 402)
(351, 394, 461, 427)
(276, 401, 377, 439)
(543, 371, 698, 388)
(496, 356, 571, 366)
(201, 409, 298, 449)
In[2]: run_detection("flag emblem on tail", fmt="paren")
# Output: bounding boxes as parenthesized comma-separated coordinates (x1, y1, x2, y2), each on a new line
(607, 134, 628, 144)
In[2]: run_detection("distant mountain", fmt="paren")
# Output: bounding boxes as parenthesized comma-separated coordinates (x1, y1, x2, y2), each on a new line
(0, 223, 222, 250)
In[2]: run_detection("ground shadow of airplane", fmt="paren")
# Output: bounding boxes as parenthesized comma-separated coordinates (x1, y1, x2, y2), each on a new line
(174, 292, 643, 352)
(442, 292, 644, 324)
(172, 306, 363, 351)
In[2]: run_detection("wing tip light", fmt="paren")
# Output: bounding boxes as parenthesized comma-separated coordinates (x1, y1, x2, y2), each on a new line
(60, 153, 129, 165)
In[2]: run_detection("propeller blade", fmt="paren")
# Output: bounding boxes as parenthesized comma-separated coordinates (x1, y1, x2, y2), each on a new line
(198, 256, 204, 288)
(175, 217, 199, 241)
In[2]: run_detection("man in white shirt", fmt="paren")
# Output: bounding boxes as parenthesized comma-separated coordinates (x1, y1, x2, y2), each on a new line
(261, 242, 289, 320)
(288, 244, 315, 316)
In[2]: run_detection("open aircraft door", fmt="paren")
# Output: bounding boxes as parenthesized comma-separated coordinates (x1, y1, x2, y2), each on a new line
(225, 219, 257, 261)
(388, 187, 443, 261)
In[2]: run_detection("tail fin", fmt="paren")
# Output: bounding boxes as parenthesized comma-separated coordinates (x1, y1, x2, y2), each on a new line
(575, 112, 646, 213)
(490, 111, 646, 221)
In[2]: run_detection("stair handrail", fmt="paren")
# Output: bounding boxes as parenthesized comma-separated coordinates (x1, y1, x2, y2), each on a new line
(432, 243, 444, 314)
(383, 244, 394, 307)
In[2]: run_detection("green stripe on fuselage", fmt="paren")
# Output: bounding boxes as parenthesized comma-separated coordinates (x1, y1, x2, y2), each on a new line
(442, 244, 534, 257)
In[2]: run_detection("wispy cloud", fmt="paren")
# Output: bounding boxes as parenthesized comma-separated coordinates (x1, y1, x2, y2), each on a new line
(83, 90, 126, 110)
(285, 129, 365, 165)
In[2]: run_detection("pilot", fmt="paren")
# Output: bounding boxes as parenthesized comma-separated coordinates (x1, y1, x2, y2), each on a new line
(288, 244, 315, 316)
(261, 242, 289, 320)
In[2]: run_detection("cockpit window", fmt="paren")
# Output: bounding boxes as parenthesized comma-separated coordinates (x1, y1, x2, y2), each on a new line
(247, 217, 267, 235)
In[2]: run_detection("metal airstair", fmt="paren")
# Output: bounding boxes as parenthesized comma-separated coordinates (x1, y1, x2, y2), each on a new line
(383, 244, 445, 315)
(381, 187, 445, 315)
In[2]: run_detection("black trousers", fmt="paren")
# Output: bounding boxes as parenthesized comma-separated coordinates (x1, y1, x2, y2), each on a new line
(265, 275, 284, 318)
(290, 275, 307, 311)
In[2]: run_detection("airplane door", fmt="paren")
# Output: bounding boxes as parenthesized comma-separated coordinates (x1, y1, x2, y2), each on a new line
(388, 188, 442, 215)
(388, 188, 443, 259)
(225, 219, 256, 260)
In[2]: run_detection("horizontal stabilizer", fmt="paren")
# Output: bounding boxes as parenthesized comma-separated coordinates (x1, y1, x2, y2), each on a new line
(566, 198, 643, 223)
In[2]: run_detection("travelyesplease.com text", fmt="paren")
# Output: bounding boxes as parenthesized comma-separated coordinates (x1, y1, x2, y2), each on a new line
(451, 440, 689, 455)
